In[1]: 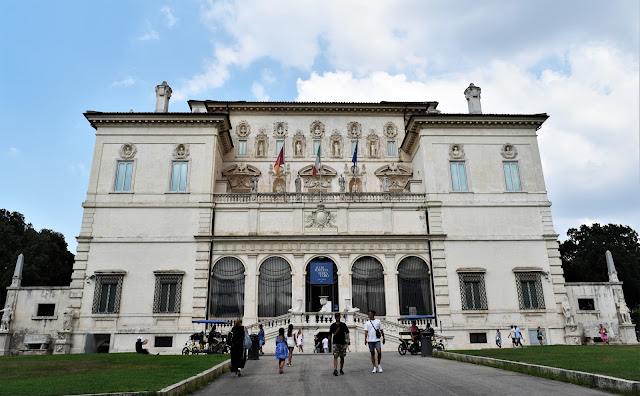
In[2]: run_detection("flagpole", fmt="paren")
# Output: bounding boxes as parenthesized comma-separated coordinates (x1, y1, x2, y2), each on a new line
(319, 145, 322, 203)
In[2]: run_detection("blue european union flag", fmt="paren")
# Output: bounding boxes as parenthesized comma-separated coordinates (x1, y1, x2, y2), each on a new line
(351, 142, 358, 174)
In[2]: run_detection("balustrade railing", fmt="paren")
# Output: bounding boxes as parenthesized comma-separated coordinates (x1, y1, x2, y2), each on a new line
(213, 192, 426, 204)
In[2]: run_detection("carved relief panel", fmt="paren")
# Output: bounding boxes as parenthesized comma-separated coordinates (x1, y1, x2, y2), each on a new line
(298, 165, 337, 192)
(375, 163, 412, 192)
(310, 120, 325, 138)
(501, 143, 518, 159)
(344, 163, 367, 192)
(222, 163, 262, 193)
(236, 121, 251, 137)
(449, 143, 465, 160)
(347, 121, 362, 139)
(120, 143, 137, 159)
(383, 122, 398, 139)
(273, 122, 288, 138)
(268, 163, 292, 193)
(173, 143, 190, 159)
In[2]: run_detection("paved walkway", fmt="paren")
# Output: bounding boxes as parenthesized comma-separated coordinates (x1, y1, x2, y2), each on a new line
(191, 352, 610, 396)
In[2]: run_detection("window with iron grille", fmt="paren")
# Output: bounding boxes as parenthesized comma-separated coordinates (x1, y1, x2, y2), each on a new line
(515, 272, 545, 310)
(470, 333, 487, 343)
(459, 272, 487, 310)
(153, 273, 183, 313)
(92, 274, 124, 314)
(154, 336, 173, 348)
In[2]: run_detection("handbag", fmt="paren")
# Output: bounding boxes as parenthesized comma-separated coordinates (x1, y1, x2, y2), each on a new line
(243, 331, 252, 349)
(369, 321, 381, 338)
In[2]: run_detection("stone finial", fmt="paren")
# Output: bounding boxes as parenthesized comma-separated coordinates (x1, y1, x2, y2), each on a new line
(605, 250, 619, 283)
(464, 83, 482, 114)
(155, 81, 172, 113)
(10, 253, 24, 287)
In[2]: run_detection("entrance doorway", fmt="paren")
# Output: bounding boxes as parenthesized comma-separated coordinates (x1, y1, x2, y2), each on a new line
(306, 257, 339, 312)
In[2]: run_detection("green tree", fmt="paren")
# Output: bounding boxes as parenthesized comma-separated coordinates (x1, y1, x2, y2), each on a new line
(560, 223, 640, 310)
(0, 209, 74, 308)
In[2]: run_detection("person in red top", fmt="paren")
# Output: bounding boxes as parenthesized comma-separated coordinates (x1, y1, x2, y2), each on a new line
(409, 321, 420, 350)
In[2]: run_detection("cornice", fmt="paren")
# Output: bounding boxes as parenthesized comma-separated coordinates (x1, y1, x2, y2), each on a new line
(83, 112, 231, 130)
(189, 100, 440, 115)
(401, 113, 549, 155)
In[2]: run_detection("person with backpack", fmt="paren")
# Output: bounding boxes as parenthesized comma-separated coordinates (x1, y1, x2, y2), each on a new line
(230, 318, 248, 376)
(330, 313, 350, 376)
(364, 310, 385, 373)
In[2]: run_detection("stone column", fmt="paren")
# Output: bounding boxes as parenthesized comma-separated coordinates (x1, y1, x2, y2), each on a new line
(245, 254, 259, 324)
(338, 253, 351, 312)
(292, 254, 306, 312)
(384, 253, 399, 318)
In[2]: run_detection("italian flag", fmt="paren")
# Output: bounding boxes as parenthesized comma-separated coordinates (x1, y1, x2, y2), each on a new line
(274, 146, 285, 177)
(312, 144, 321, 176)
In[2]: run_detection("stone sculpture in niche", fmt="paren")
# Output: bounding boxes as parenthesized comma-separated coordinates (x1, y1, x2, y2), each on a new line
(501, 143, 518, 159)
(333, 141, 340, 156)
(255, 128, 269, 158)
(296, 141, 302, 156)
(329, 130, 343, 158)
(292, 130, 306, 158)
(120, 143, 137, 159)
(173, 143, 190, 159)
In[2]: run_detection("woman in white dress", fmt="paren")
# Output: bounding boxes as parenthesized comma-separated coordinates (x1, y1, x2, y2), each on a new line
(296, 329, 304, 352)
(285, 324, 296, 366)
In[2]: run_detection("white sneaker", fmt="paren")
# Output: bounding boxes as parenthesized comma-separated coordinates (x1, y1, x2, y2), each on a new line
(372, 367, 377, 373)
(377, 364, 383, 373)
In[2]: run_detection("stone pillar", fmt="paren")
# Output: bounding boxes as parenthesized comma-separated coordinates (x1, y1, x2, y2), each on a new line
(464, 83, 482, 114)
(384, 253, 399, 318)
(245, 254, 259, 324)
(292, 254, 306, 311)
(0, 332, 11, 356)
(155, 81, 172, 113)
(54, 331, 72, 354)
(338, 253, 351, 312)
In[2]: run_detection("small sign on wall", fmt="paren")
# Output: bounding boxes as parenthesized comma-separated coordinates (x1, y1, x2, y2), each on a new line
(310, 261, 333, 285)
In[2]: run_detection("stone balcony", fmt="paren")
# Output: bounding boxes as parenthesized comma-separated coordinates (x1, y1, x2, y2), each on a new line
(212, 192, 427, 204)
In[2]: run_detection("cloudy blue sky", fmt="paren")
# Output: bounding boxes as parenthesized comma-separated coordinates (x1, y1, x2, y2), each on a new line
(1, 1, 638, 253)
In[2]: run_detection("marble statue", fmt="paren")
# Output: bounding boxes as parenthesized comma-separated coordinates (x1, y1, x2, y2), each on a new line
(63, 307, 75, 331)
(295, 141, 302, 156)
(562, 297, 575, 326)
(381, 175, 389, 192)
(258, 141, 265, 156)
(295, 175, 302, 193)
(251, 176, 259, 193)
(288, 299, 303, 313)
(617, 301, 632, 324)
(0, 308, 13, 331)
(338, 174, 346, 193)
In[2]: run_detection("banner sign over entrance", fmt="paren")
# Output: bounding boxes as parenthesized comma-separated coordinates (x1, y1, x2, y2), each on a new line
(310, 261, 333, 285)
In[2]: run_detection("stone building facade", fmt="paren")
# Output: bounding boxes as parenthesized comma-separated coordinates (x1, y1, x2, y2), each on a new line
(1, 82, 636, 355)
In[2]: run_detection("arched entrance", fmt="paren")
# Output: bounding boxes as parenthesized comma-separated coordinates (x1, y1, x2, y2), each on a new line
(305, 257, 339, 312)
(258, 256, 292, 317)
(352, 256, 386, 316)
(397, 256, 432, 315)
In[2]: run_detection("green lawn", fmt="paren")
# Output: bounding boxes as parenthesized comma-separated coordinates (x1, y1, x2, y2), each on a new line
(0, 353, 229, 396)
(452, 345, 640, 381)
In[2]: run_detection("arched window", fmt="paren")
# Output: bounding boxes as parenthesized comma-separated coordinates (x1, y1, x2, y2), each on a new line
(352, 256, 386, 316)
(397, 256, 432, 315)
(258, 257, 292, 317)
(210, 257, 245, 318)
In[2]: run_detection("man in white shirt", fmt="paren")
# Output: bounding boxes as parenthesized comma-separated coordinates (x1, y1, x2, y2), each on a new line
(363, 310, 385, 373)
(322, 337, 329, 353)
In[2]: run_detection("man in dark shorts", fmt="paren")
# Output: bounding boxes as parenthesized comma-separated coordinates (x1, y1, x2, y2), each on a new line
(135, 337, 152, 354)
(330, 312, 350, 376)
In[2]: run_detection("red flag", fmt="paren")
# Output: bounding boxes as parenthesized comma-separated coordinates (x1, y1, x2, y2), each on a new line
(274, 146, 285, 177)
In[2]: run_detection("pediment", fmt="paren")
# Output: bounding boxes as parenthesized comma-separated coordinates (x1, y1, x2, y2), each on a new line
(298, 165, 337, 177)
(222, 163, 262, 177)
(374, 163, 412, 176)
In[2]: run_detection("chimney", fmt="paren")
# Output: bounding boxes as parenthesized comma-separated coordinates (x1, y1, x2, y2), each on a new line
(464, 83, 482, 114)
(155, 81, 172, 113)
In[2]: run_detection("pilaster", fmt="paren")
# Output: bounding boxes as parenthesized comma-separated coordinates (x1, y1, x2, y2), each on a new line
(384, 253, 399, 318)
(338, 253, 351, 311)
(244, 254, 259, 323)
(292, 254, 305, 311)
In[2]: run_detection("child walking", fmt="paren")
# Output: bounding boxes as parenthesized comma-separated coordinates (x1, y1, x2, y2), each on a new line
(275, 327, 289, 374)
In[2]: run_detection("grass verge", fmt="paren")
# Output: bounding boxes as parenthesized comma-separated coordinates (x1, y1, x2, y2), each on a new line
(0, 353, 229, 396)
(450, 345, 640, 381)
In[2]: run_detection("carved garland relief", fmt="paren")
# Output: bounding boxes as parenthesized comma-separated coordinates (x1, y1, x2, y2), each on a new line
(173, 143, 190, 159)
(501, 143, 518, 159)
(449, 143, 465, 160)
(120, 143, 137, 159)
(236, 121, 251, 137)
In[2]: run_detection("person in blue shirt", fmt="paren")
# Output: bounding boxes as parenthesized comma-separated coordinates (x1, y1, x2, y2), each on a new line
(258, 324, 265, 356)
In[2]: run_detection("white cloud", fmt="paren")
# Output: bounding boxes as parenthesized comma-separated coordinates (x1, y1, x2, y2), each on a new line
(296, 44, 640, 234)
(261, 69, 276, 84)
(161, 6, 178, 28)
(138, 23, 159, 41)
(251, 82, 269, 101)
(7, 147, 19, 156)
(112, 77, 135, 87)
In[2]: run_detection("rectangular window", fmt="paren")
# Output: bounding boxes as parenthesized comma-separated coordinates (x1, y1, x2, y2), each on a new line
(37, 304, 55, 317)
(170, 162, 188, 192)
(470, 333, 488, 343)
(450, 162, 468, 191)
(313, 140, 321, 155)
(351, 140, 359, 156)
(92, 274, 124, 314)
(387, 140, 397, 156)
(154, 336, 173, 348)
(578, 298, 595, 311)
(115, 161, 133, 192)
(515, 272, 545, 310)
(153, 273, 183, 313)
(237, 140, 247, 156)
(504, 162, 522, 191)
(276, 139, 284, 156)
(459, 272, 487, 310)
